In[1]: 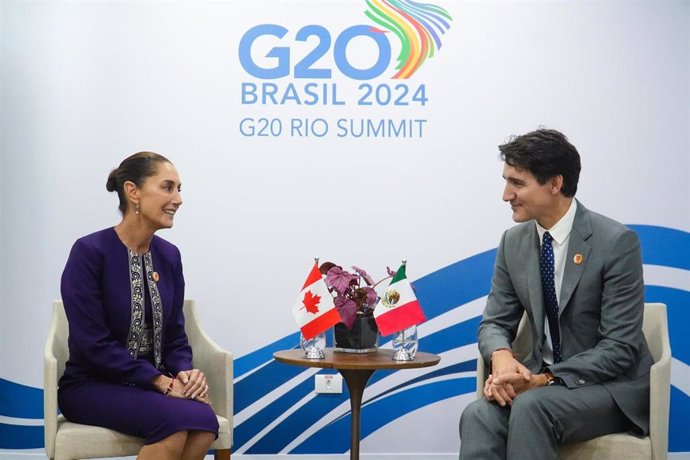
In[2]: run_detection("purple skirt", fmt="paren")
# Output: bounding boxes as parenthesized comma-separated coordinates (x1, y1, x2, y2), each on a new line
(58, 380, 219, 444)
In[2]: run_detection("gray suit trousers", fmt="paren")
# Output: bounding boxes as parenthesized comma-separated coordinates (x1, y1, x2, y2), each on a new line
(459, 384, 631, 460)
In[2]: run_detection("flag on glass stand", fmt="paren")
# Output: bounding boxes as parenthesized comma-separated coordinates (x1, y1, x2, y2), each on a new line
(292, 262, 341, 340)
(373, 263, 426, 336)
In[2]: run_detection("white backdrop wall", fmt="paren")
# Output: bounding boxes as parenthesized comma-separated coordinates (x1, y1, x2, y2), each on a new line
(1, 0, 689, 457)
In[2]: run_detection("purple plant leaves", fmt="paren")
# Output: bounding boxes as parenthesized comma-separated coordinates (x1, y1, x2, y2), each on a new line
(361, 286, 378, 306)
(326, 266, 354, 295)
(335, 296, 358, 328)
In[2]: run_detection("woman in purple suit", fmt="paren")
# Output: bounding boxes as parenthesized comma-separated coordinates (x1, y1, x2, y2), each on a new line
(59, 152, 218, 459)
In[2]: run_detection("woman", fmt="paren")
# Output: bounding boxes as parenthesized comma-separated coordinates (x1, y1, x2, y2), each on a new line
(58, 152, 218, 459)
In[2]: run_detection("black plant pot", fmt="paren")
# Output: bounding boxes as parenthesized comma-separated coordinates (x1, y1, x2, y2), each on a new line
(333, 315, 379, 353)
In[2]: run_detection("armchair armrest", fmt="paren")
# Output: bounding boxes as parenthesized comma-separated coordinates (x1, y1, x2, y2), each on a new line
(43, 304, 61, 459)
(183, 301, 233, 423)
(649, 330, 671, 460)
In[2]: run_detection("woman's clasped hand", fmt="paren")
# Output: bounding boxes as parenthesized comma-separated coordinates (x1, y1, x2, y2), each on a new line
(153, 369, 210, 404)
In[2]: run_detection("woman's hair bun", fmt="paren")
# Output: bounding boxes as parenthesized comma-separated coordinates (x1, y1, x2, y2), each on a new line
(106, 169, 119, 192)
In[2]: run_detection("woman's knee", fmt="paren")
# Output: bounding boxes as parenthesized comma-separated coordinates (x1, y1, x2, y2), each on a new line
(187, 430, 215, 446)
(139, 430, 189, 458)
(164, 430, 190, 447)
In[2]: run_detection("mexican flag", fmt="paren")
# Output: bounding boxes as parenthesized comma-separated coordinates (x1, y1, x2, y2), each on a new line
(292, 262, 341, 340)
(373, 263, 426, 336)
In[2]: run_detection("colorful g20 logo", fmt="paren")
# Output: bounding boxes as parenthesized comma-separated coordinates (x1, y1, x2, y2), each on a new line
(239, 0, 452, 81)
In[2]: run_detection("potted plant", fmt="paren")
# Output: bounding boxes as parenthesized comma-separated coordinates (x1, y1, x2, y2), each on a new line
(319, 262, 394, 353)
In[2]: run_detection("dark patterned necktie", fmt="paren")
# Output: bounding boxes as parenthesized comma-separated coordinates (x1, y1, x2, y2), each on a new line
(540, 231, 562, 363)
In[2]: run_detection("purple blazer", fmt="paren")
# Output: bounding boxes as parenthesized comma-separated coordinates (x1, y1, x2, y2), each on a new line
(59, 228, 192, 390)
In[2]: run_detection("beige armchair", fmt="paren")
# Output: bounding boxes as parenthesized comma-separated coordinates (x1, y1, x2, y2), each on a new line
(475, 302, 671, 460)
(44, 299, 233, 460)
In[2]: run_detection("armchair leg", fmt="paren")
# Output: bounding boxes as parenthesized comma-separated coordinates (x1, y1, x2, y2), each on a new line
(214, 448, 231, 460)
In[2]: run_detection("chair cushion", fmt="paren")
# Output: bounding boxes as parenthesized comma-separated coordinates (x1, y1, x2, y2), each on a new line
(54, 414, 232, 459)
(559, 433, 652, 460)
(55, 416, 144, 460)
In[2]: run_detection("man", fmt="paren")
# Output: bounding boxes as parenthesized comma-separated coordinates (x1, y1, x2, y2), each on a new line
(459, 129, 652, 459)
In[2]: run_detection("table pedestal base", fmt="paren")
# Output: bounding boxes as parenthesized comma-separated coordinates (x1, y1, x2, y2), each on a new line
(340, 369, 375, 460)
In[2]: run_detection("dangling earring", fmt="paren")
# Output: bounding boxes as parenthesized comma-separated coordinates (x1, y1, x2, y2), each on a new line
(135, 203, 141, 215)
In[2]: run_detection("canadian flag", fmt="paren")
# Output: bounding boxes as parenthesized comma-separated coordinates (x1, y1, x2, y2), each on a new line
(292, 262, 341, 340)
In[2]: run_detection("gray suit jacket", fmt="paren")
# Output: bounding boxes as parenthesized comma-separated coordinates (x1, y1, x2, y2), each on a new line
(478, 201, 653, 434)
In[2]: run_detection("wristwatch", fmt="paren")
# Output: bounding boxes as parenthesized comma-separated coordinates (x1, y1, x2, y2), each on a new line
(544, 370, 562, 386)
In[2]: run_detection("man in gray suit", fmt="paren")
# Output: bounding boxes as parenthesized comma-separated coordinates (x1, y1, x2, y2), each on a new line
(459, 129, 652, 459)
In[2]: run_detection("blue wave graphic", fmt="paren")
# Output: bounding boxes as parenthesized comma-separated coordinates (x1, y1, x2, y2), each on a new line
(368, 360, 477, 404)
(2, 225, 689, 453)
(670, 387, 690, 452)
(0, 378, 43, 418)
(0, 378, 44, 449)
(628, 225, 690, 270)
(0, 423, 43, 449)
(293, 377, 476, 454)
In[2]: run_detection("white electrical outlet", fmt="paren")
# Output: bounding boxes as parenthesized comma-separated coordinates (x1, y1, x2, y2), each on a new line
(315, 374, 343, 394)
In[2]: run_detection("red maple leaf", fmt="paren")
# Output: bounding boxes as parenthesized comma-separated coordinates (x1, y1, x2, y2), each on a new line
(302, 291, 321, 314)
